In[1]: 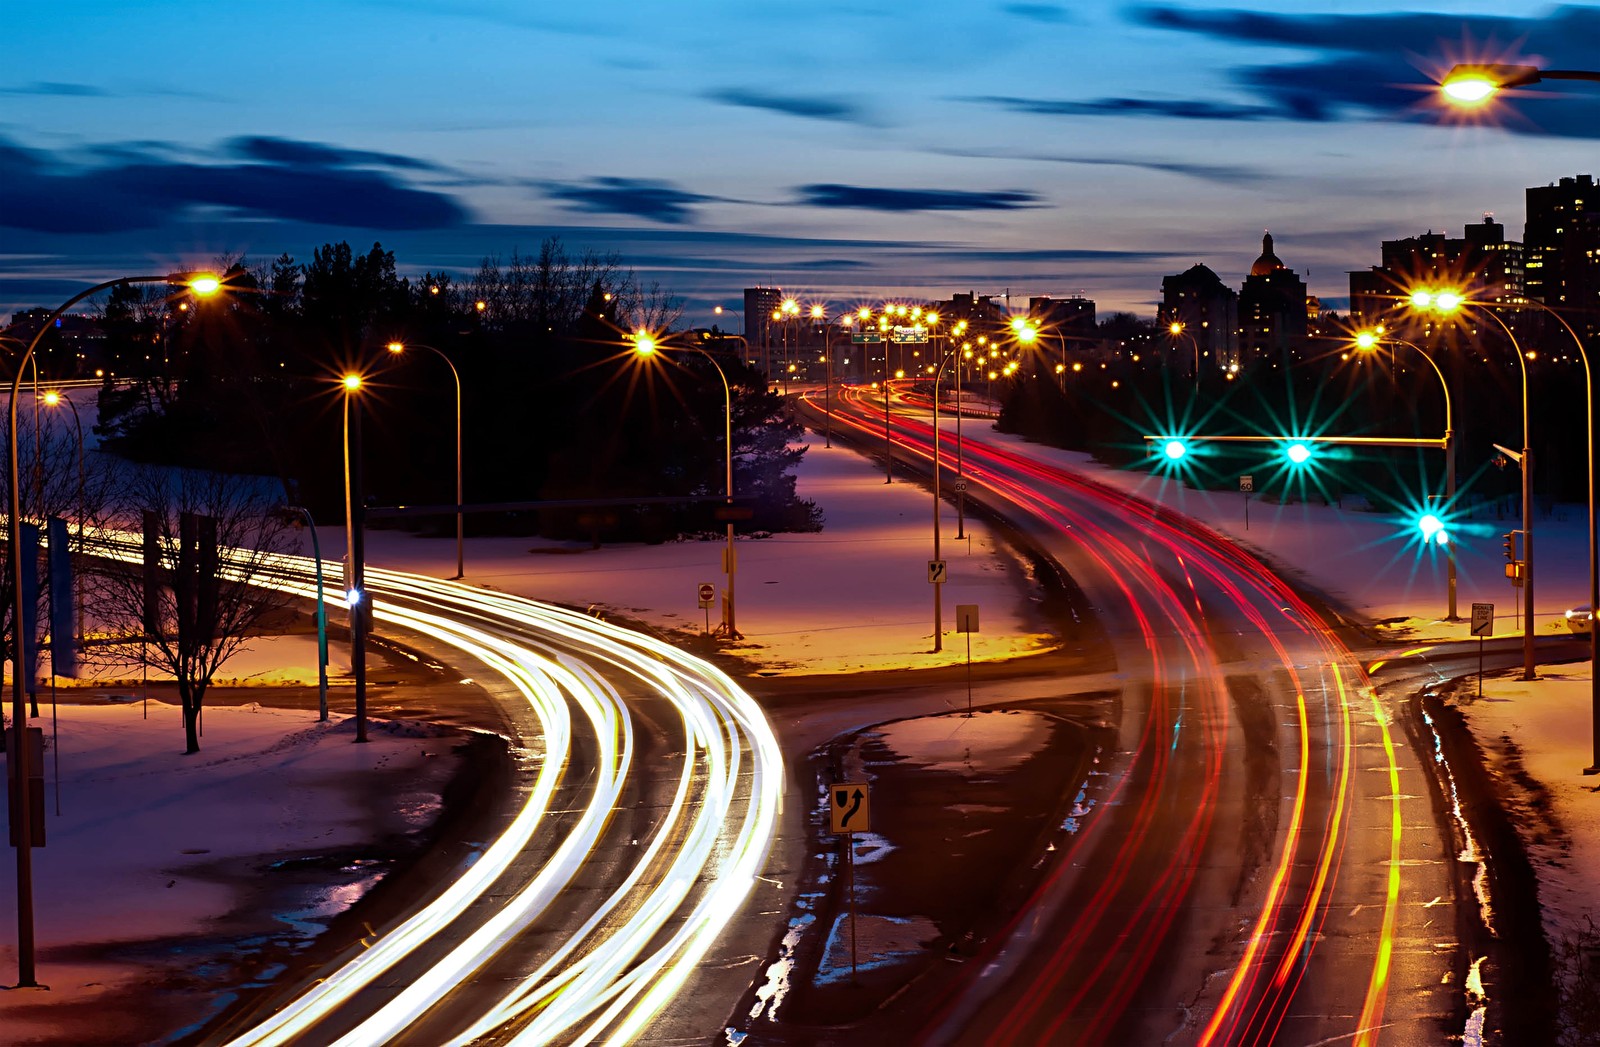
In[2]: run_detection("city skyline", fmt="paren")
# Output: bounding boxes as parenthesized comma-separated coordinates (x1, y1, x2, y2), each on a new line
(4, 1, 1598, 323)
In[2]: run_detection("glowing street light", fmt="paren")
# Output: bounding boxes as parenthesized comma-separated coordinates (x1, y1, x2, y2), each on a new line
(8, 270, 219, 989)
(632, 331, 742, 638)
(1439, 63, 1600, 106)
(1354, 327, 1458, 618)
(386, 341, 466, 580)
(339, 372, 371, 744)
(1410, 287, 1537, 679)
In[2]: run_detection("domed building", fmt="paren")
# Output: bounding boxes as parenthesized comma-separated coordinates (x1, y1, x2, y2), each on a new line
(1239, 232, 1308, 363)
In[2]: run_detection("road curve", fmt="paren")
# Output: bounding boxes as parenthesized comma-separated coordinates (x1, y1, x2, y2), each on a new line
(88, 532, 784, 1045)
(811, 385, 1458, 1044)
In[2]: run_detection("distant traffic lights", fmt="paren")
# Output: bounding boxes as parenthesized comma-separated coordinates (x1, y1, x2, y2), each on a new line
(1284, 441, 1313, 465)
(1418, 513, 1447, 546)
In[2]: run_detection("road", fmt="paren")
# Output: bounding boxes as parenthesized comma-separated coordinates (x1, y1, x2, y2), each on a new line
(89, 533, 784, 1045)
(798, 383, 1467, 1044)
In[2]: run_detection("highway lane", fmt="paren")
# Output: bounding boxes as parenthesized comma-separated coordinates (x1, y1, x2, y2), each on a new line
(810, 385, 1462, 1044)
(83, 532, 784, 1045)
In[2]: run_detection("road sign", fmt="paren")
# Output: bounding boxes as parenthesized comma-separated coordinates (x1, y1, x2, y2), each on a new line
(713, 505, 754, 521)
(889, 325, 929, 344)
(928, 559, 947, 584)
(954, 480, 968, 493)
(697, 582, 715, 608)
(1239, 475, 1254, 493)
(1471, 602, 1494, 637)
(850, 330, 884, 344)
(829, 781, 871, 834)
(956, 604, 979, 632)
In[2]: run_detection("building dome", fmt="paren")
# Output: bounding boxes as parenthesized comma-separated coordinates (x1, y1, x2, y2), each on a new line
(1249, 232, 1285, 277)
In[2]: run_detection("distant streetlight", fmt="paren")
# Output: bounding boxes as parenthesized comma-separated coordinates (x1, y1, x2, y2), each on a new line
(1409, 289, 1537, 679)
(1440, 63, 1600, 105)
(386, 341, 465, 580)
(632, 331, 743, 638)
(1169, 321, 1200, 387)
(341, 372, 370, 743)
(8, 271, 219, 989)
(1354, 328, 1458, 619)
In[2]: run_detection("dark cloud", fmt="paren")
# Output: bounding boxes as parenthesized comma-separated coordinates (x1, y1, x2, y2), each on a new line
(796, 184, 1042, 212)
(1001, 4, 1074, 24)
(542, 177, 718, 224)
(0, 81, 110, 97)
(0, 135, 469, 233)
(1127, 3, 1600, 139)
(969, 94, 1279, 121)
(227, 136, 443, 171)
(704, 87, 874, 124)
(929, 247, 1175, 263)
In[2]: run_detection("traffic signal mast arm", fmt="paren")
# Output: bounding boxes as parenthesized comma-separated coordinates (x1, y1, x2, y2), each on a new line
(1144, 434, 1449, 450)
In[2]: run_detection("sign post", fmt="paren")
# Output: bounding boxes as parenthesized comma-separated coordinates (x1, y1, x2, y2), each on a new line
(697, 582, 715, 635)
(1471, 602, 1494, 699)
(1240, 475, 1254, 530)
(830, 781, 871, 978)
(956, 604, 979, 716)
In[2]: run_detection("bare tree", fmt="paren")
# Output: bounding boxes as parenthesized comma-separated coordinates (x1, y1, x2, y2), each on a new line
(82, 465, 295, 753)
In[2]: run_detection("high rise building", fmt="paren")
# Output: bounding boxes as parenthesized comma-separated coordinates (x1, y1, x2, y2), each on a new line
(1347, 217, 1525, 339)
(1525, 174, 1599, 349)
(1159, 264, 1238, 376)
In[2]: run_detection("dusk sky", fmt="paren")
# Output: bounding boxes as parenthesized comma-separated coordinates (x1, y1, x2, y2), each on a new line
(4, 1, 1597, 324)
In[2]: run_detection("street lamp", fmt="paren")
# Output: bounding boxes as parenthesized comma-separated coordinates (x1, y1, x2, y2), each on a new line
(280, 505, 330, 722)
(929, 344, 972, 653)
(1440, 63, 1600, 105)
(632, 331, 742, 639)
(386, 341, 465, 580)
(1169, 321, 1200, 387)
(1354, 328, 1458, 619)
(40, 390, 86, 642)
(811, 304, 834, 448)
(7, 271, 218, 989)
(341, 372, 370, 743)
(1410, 289, 1536, 679)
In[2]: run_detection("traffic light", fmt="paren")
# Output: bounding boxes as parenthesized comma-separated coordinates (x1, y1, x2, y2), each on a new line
(1418, 513, 1446, 545)
(1503, 531, 1517, 562)
(1284, 441, 1313, 465)
(1162, 439, 1188, 461)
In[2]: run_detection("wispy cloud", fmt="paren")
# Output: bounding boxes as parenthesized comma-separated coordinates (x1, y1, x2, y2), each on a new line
(542, 177, 721, 224)
(1000, 3, 1074, 24)
(0, 81, 110, 97)
(968, 94, 1279, 121)
(932, 145, 1270, 186)
(228, 136, 445, 172)
(796, 184, 1042, 212)
(704, 87, 876, 125)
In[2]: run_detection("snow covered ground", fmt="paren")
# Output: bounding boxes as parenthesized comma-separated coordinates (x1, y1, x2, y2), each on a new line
(3, 412, 1597, 1038)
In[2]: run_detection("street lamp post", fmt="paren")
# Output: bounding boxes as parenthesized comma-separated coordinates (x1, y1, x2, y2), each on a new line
(41, 390, 86, 642)
(1505, 302, 1597, 774)
(1412, 290, 1536, 678)
(386, 341, 465, 580)
(279, 505, 330, 722)
(1169, 322, 1200, 388)
(341, 374, 370, 743)
(953, 322, 970, 539)
(812, 304, 833, 448)
(1355, 330, 1458, 618)
(7, 271, 218, 989)
(930, 346, 966, 653)
(633, 332, 742, 639)
(1440, 63, 1600, 104)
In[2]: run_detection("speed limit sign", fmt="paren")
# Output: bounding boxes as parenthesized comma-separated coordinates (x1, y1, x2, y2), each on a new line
(1240, 475, 1254, 493)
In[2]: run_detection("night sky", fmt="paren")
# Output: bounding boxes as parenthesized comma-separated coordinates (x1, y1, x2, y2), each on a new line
(4, 1, 1597, 322)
